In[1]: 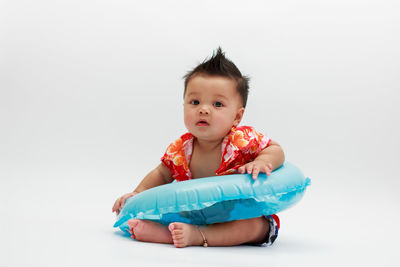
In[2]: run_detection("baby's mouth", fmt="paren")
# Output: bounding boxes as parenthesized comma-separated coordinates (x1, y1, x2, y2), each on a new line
(196, 119, 209, 126)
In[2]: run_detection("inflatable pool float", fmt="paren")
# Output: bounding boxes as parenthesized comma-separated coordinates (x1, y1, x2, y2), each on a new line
(114, 162, 310, 233)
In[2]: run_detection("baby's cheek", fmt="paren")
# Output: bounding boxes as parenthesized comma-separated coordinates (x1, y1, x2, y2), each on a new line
(214, 113, 234, 131)
(184, 112, 195, 128)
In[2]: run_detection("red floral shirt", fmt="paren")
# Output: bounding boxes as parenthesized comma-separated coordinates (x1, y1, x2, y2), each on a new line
(161, 126, 271, 181)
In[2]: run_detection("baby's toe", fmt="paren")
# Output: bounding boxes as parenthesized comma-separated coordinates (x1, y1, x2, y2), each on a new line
(128, 219, 140, 235)
(172, 237, 184, 247)
(169, 222, 185, 231)
(171, 229, 183, 236)
(128, 219, 139, 228)
(171, 230, 183, 240)
(168, 223, 178, 232)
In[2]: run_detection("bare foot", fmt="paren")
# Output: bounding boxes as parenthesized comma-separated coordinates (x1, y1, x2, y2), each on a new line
(168, 222, 204, 248)
(127, 219, 173, 244)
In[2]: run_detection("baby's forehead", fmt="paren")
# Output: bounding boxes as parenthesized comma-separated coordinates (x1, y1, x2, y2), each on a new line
(185, 77, 238, 96)
(186, 91, 228, 98)
(187, 74, 237, 88)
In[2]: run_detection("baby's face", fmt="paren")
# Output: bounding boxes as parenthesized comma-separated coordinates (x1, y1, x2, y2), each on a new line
(183, 74, 244, 142)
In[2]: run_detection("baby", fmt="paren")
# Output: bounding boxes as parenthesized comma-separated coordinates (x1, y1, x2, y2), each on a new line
(112, 48, 285, 248)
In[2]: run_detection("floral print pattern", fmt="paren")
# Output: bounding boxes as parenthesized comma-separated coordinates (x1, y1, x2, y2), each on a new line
(161, 126, 270, 181)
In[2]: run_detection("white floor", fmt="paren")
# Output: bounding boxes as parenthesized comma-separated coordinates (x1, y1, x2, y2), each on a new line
(1, 165, 399, 267)
(2, 0, 399, 266)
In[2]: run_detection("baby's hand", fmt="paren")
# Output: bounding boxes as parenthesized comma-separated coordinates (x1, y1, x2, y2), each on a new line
(238, 161, 272, 180)
(112, 192, 138, 215)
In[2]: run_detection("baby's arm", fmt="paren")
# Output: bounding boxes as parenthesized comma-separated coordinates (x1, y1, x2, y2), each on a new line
(238, 140, 285, 180)
(112, 163, 173, 214)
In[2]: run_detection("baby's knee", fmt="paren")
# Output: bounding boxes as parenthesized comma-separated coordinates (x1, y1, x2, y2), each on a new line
(244, 217, 269, 242)
(249, 217, 269, 230)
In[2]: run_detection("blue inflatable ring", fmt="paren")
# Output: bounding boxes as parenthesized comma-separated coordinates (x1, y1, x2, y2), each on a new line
(114, 162, 310, 233)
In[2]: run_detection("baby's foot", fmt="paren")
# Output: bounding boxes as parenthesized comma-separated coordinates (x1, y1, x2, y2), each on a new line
(168, 222, 204, 248)
(127, 219, 173, 244)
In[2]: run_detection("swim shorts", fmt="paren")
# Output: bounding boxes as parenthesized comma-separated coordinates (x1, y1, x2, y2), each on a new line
(249, 215, 280, 246)
(263, 214, 280, 246)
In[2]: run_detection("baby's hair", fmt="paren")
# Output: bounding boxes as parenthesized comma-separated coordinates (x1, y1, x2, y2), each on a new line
(183, 47, 250, 108)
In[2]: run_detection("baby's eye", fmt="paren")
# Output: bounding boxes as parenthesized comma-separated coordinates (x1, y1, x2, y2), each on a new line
(214, 101, 223, 107)
(190, 100, 200, 105)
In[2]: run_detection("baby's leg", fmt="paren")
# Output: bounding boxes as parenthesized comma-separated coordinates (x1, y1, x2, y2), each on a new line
(127, 219, 173, 244)
(168, 217, 269, 248)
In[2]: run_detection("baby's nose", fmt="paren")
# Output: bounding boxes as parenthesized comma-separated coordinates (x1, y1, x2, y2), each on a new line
(199, 105, 210, 114)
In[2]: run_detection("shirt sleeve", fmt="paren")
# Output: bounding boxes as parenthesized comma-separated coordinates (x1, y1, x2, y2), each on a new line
(236, 126, 271, 156)
(250, 128, 271, 155)
(160, 140, 182, 181)
(160, 133, 192, 181)
(217, 126, 271, 176)
(160, 150, 173, 173)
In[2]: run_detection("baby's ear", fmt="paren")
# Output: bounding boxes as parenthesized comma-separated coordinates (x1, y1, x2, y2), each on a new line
(233, 107, 245, 126)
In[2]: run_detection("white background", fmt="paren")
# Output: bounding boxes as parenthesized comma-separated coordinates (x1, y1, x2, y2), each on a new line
(1, 0, 399, 266)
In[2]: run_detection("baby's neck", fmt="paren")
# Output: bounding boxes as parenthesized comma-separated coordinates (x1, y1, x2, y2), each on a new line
(190, 138, 223, 178)
(194, 138, 223, 152)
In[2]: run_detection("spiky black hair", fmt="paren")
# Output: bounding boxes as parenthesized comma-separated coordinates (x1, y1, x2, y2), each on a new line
(183, 47, 250, 108)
